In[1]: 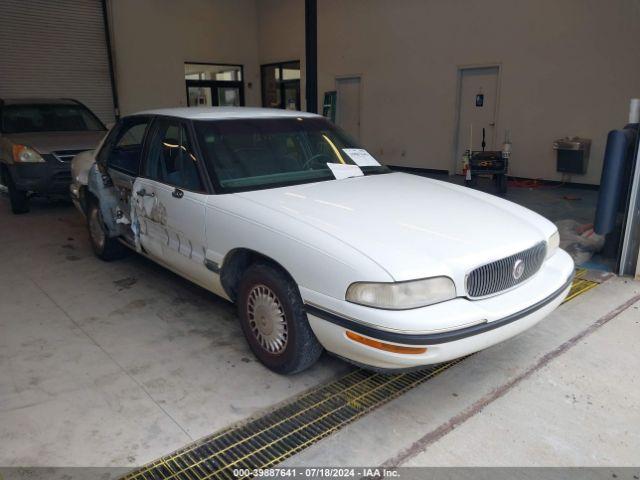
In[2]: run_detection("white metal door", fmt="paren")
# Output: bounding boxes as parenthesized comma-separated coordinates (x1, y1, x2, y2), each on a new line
(455, 67, 500, 173)
(0, 0, 115, 124)
(336, 77, 361, 140)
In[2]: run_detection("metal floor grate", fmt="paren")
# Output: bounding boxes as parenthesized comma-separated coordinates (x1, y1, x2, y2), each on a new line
(565, 268, 600, 302)
(122, 271, 599, 480)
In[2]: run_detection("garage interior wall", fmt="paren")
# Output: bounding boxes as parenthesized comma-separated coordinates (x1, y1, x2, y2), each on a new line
(256, 0, 306, 111)
(0, 0, 116, 124)
(107, 0, 640, 186)
(107, 0, 261, 115)
(256, 0, 640, 185)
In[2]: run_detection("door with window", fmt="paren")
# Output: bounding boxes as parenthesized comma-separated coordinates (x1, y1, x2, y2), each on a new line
(134, 118, 212, 286)
(100, 116, 151, 238)
(454, 66, 500, 173)
(185, 63, 244, 107)
(261, 61, 301, 110)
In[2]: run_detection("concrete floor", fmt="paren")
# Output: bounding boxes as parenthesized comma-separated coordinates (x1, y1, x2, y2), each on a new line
(285, 278, 640, 467)
(0, 196, 347, 467)
(1, 193, 639, 471)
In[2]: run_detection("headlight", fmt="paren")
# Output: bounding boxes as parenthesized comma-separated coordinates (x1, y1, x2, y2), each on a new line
(546, 230, 560, 259)
(346, 276, 456, 310)
(12, 145, 44, 163)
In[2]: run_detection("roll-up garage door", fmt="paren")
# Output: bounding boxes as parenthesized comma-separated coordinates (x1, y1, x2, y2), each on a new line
(0, 0, 115, 124)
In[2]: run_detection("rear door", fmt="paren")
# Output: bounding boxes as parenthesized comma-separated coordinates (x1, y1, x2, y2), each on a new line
(101, 115, 152, 243)
(134, 118, 212, 287)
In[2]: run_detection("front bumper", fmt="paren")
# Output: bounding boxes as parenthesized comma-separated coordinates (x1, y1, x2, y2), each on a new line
(8, 155, 72, 194)
(303, 249, 575, 370)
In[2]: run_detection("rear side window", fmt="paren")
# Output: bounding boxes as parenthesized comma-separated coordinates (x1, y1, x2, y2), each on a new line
(0, 103, 105, 133)
(104, 117, 150, 175)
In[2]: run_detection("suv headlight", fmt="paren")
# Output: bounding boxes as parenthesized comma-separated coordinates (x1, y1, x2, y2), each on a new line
(346, 277, 456, 310)
(546, 230, 560, 259)
(12, 145, 44, 163)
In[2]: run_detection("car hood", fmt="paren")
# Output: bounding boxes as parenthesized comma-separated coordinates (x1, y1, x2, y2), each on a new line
(236, 172, 556, 282)
(5, 130, 106, 154)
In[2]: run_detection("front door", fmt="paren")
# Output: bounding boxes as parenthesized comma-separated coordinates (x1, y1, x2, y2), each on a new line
(134, 119, 212, 287)
(455, 66, 500, 173)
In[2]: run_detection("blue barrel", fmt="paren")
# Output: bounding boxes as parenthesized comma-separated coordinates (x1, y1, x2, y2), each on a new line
(594, 129, 635, 235)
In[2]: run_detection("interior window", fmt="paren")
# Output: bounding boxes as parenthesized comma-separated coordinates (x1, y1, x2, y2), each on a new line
(145, 120, 203, 192)
(106, 117, 150, 175)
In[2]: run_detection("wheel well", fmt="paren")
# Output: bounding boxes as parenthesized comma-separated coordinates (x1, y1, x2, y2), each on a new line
(220, 249, 296, 302)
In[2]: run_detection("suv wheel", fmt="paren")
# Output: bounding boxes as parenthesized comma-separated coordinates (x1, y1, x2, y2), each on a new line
(87, 201, 128, 261)
(6, 173, 30, 214)
(237, 263, 323, 374)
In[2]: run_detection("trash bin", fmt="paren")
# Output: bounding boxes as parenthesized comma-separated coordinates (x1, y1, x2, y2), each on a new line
(553, 137, 591, 175)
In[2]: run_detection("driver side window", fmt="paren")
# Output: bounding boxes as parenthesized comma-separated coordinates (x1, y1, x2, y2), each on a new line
(103, 117, 150, 175)
(144, 120, 204, 192)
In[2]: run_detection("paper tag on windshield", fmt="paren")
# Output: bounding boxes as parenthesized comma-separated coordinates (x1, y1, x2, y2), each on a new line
(342, 148, 381, 167)
(327, 163, 364, 180)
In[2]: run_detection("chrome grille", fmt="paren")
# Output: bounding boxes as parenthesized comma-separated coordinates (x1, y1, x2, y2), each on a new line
(52, 149, 86, 162)
(466, 242, 547, 298)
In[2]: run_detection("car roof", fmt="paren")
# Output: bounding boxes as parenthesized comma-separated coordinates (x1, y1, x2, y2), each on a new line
(131, 107, 322, 121)
(0, 98, 80, 106)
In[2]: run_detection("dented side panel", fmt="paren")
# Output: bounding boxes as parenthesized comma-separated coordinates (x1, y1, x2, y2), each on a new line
(132, 177, 220, 293)
(86, 164, 131, 238)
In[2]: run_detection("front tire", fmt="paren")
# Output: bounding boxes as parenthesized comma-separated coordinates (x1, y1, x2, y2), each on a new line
(237, 263, 323, 374)
(87, 201, 128, 261)
(6, 173, 30, 214)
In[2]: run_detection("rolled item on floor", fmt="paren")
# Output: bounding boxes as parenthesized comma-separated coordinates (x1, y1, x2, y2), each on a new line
(594, 129, 635, 235)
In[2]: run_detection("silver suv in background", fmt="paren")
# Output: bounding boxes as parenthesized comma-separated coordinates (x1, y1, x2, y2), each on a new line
(0, 98, 106, 213)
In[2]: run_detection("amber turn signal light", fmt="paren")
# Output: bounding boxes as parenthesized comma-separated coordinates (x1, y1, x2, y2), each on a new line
(345, 331, 427, 354)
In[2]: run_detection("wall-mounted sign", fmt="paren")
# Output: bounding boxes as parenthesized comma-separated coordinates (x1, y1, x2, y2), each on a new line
(475, 93, 484, 107)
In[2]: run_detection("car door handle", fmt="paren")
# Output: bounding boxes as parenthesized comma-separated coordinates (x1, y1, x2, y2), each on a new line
(136, 188, 155, 197)
(172, 188, 184, 199)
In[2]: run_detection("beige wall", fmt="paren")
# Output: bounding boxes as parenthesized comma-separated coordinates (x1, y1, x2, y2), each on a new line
(109, 0, 640, 185)
(313, 0, 640, 184)
(108, 0, 261, 115)
(256, 0, 306, 110)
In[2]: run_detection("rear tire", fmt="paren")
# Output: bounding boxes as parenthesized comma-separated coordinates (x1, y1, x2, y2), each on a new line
(6, 173, 30, 214)
(87, 201, 128, 261)
(237, 263, 323, 374)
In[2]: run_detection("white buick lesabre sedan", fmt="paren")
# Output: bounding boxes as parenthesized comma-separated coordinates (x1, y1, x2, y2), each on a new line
(70, 107, 574, 374)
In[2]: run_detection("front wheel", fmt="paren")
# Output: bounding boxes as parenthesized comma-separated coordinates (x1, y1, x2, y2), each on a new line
(237, 263, 323, 374)
(87, 201, 128, 261)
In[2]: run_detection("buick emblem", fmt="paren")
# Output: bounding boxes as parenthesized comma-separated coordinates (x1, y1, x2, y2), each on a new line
(512, 259, 525, 280)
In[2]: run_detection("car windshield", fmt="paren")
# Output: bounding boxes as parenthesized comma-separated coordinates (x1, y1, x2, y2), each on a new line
(194, 117, 390, 192)
(1, 103, 105, 133)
